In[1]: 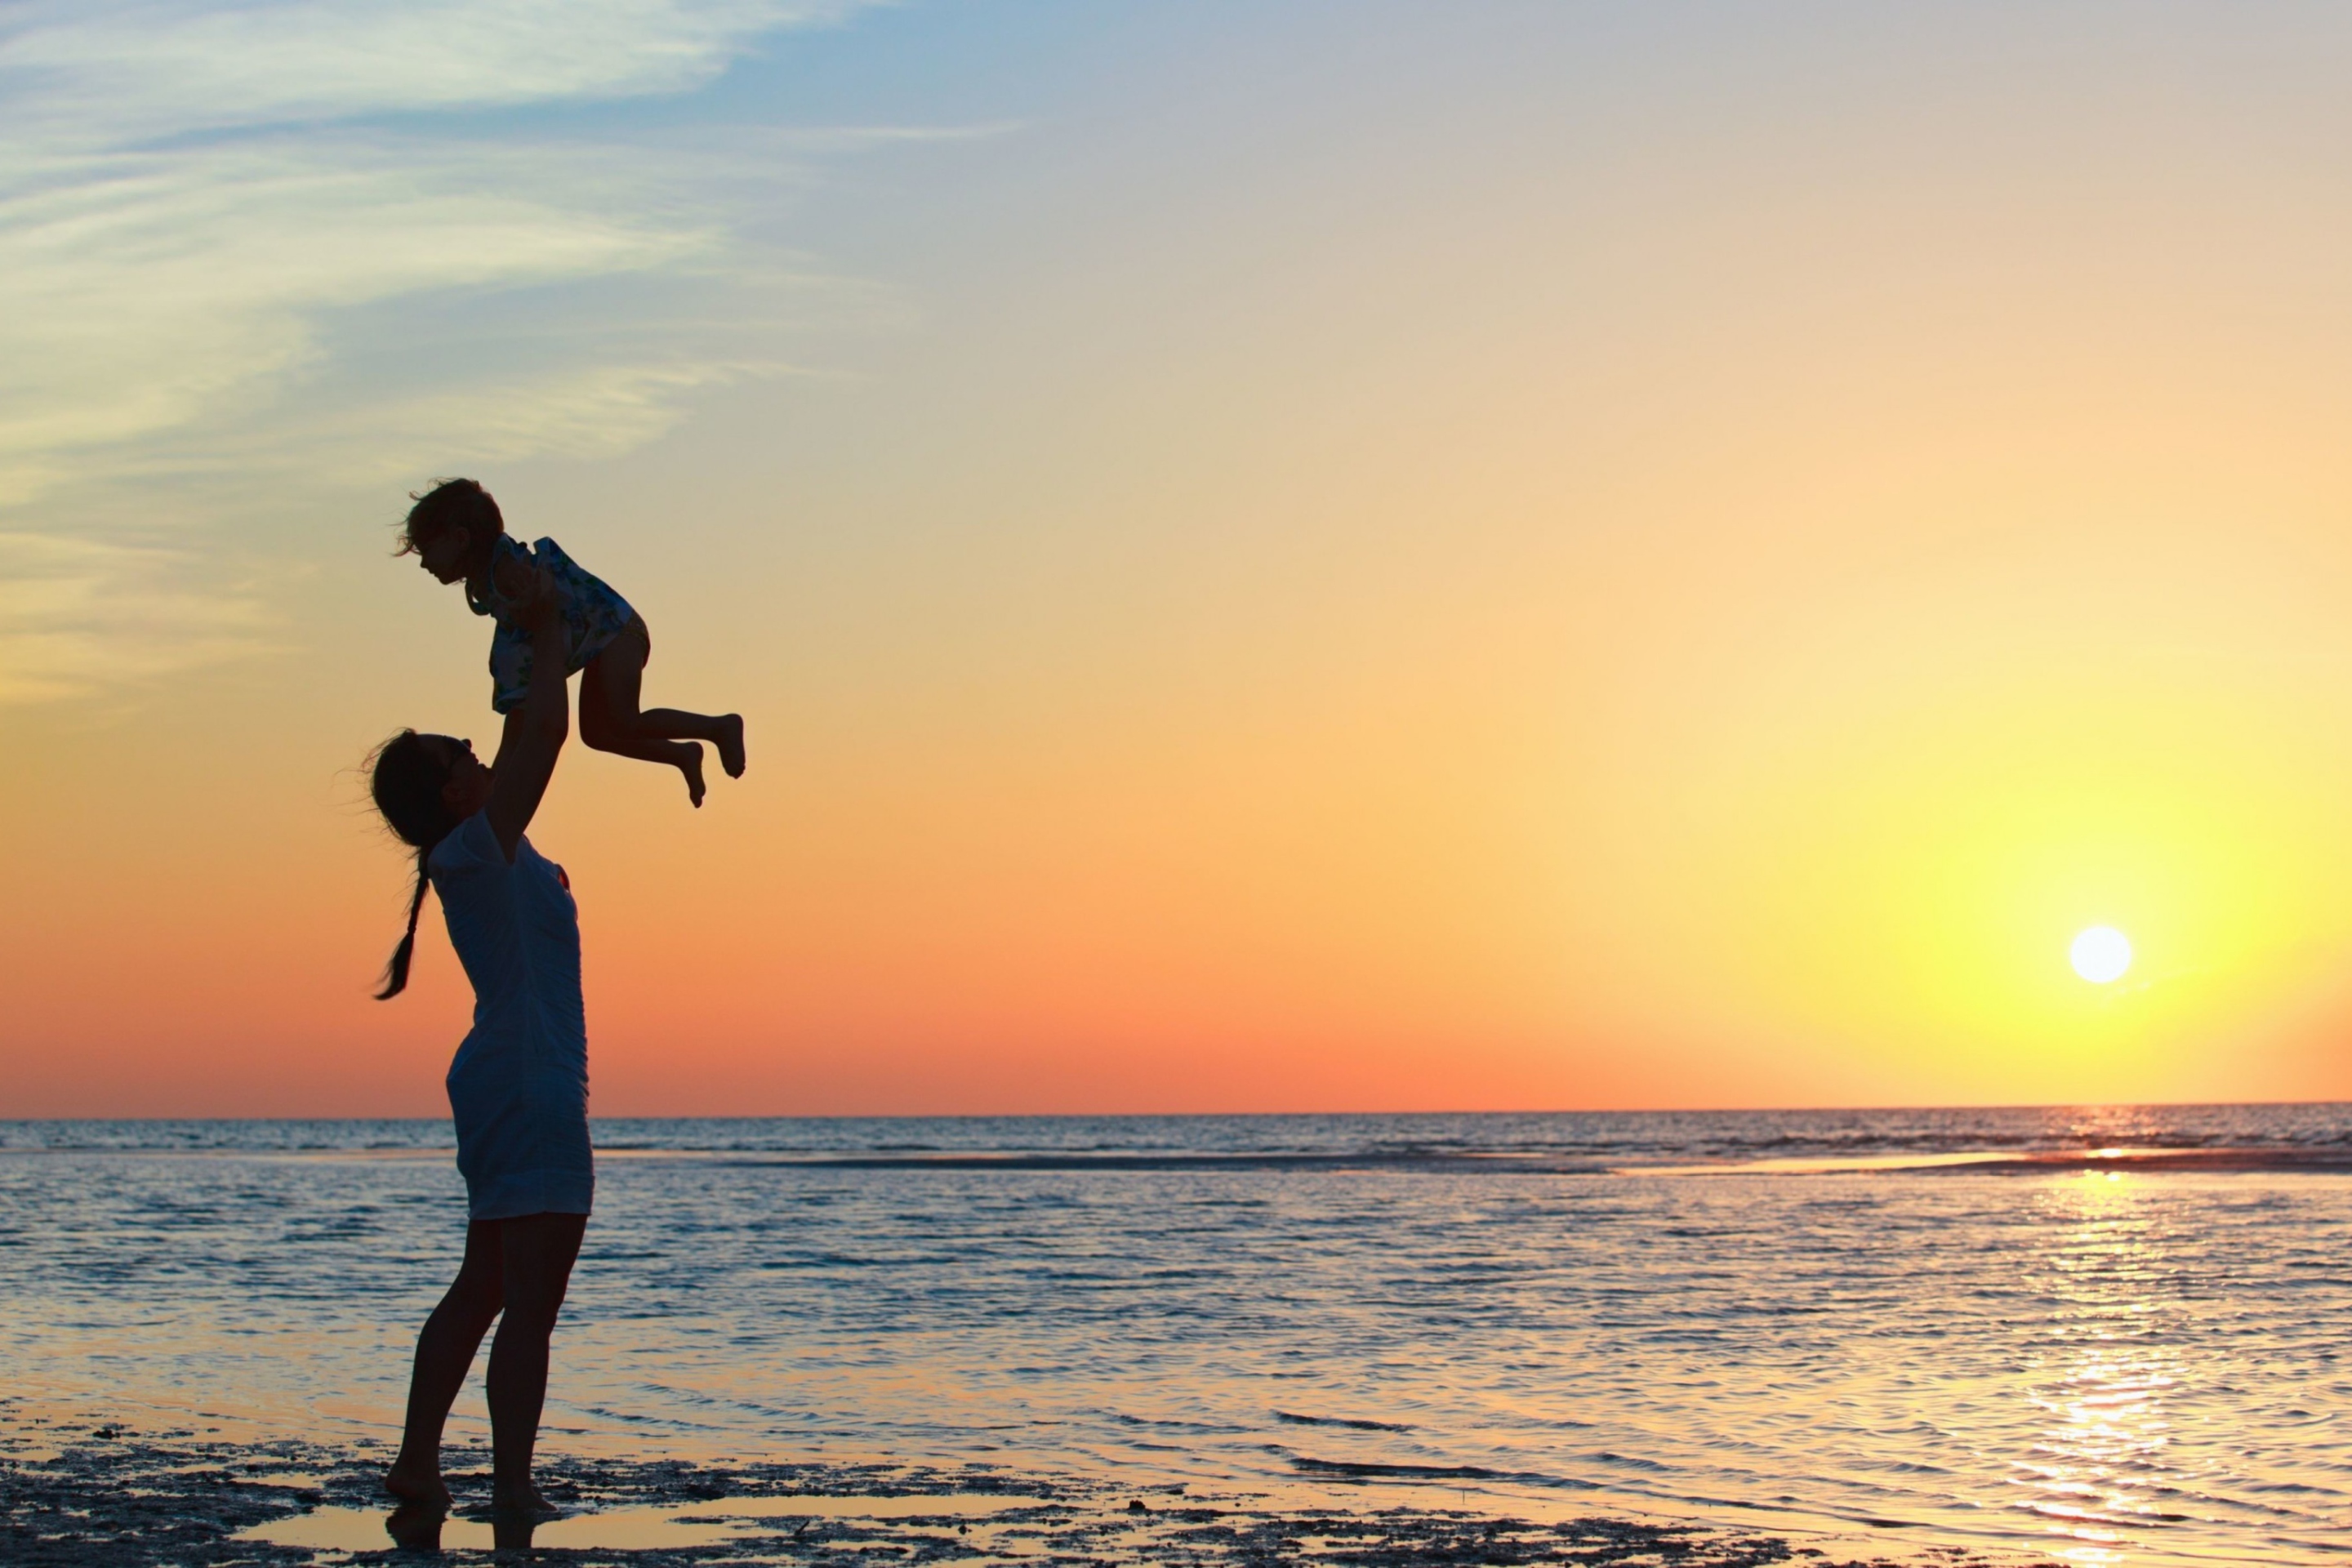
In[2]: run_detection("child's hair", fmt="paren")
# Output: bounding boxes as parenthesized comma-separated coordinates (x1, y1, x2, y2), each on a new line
(368, 730, 462, 1000)
(397, 477, 505, 559)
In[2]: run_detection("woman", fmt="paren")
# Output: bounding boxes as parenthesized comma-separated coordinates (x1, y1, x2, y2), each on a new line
(367, 567, 590, 1517)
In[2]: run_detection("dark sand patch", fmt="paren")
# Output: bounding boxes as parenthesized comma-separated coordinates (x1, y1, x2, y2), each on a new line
(1, 1426, 2065, 1567)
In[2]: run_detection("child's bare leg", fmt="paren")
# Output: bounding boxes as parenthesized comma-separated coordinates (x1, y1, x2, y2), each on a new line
(579, 623, 706, 805)
(640, 706, 745, 779)
(580, 697, 706, 808)
(578, 621, 742, 803)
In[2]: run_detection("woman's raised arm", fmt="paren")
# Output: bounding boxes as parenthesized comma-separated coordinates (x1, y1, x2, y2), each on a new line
(485, 568, 569, 863)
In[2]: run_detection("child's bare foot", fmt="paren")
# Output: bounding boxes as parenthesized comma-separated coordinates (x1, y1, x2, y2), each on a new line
(715, 714, 746, 779)
(679, 742, 706, 808)
(385, 1455, 451, 1511)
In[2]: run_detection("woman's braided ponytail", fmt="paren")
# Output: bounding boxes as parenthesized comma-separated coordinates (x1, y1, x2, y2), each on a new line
(367, 730, 463, 1000)
(377, 846, 434, 1000)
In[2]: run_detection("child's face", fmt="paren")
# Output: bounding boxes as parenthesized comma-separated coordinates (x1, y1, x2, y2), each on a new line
(414, 524, 474, 585)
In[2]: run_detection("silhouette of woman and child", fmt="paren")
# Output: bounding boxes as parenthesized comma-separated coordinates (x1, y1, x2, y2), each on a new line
(364, 479, 742, 1542)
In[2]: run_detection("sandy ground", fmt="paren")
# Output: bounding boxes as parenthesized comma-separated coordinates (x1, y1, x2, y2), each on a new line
(1, 1419, 2064, 1567)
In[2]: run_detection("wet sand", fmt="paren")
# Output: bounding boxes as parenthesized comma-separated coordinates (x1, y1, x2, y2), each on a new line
(3, 1418, 2069, 1568)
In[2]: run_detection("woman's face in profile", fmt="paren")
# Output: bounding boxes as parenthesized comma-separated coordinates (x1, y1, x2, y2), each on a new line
(421, 734, 491, 814)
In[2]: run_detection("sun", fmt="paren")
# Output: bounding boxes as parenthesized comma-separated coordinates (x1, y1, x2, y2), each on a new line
(2070, 925, 2133, 984)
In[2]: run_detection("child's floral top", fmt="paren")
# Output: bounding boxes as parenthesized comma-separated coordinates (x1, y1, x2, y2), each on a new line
(470, 536, 638, 714)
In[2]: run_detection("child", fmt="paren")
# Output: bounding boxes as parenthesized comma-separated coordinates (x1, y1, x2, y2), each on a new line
(399, 478, 745, 806)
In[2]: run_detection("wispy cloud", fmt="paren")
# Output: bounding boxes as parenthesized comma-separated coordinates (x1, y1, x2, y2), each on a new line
(0, 2, 863, 143)
(0, 532, 278, 703)
(276, 359, 791, 481)
(0, 0, 902, 702)
(0, 138, 704, 493)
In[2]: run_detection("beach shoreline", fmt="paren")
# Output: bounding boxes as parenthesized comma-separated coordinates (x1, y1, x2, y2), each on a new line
(4, 1414, 2073, 1568)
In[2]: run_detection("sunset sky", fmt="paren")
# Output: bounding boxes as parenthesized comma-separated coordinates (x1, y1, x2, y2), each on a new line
(11, 2, 2352, 1116)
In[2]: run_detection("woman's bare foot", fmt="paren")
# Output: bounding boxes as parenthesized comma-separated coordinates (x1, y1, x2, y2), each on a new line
(384, 1454, 451, 1511)
(679, 742, 706, 808)
(715, 715, 746, 778)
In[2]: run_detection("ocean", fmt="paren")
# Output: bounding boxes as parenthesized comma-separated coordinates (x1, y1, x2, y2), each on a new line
(7, 1106, 2352, 1565)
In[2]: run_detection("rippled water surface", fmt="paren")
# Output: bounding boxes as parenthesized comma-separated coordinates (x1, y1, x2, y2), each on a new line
(6, 1107, 2352, 1566)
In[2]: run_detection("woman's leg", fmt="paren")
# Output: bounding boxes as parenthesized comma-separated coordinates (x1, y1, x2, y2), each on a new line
(385, 1222, 506, 1508)
(485, 1211, 588, 1513)
(577, 621, 745, 804)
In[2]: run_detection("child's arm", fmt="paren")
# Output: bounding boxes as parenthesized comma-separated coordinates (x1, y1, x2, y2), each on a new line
(484, 568, 569, 864)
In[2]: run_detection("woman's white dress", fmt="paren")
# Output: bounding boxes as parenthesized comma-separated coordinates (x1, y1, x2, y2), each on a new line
(428, 811, 595, 1221)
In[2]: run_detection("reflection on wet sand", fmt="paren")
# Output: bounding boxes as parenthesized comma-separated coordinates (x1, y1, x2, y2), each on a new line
(382, 1499, 444, 1551)
(258, 1490, 1061, 1555)
(376, 1500, 558, 1552)
(2017, 1169, 2178, 1566)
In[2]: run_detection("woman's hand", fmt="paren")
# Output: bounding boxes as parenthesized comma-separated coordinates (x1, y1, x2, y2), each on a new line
(491, 550, 537, 606)
(502, 564, 564, 635)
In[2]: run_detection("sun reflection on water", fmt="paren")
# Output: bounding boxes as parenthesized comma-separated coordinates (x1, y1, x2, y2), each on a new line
(2016, 1170, 2179, 1566)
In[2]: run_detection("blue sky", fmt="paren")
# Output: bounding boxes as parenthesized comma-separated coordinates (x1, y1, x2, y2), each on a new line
(1, 0, 919, 697)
